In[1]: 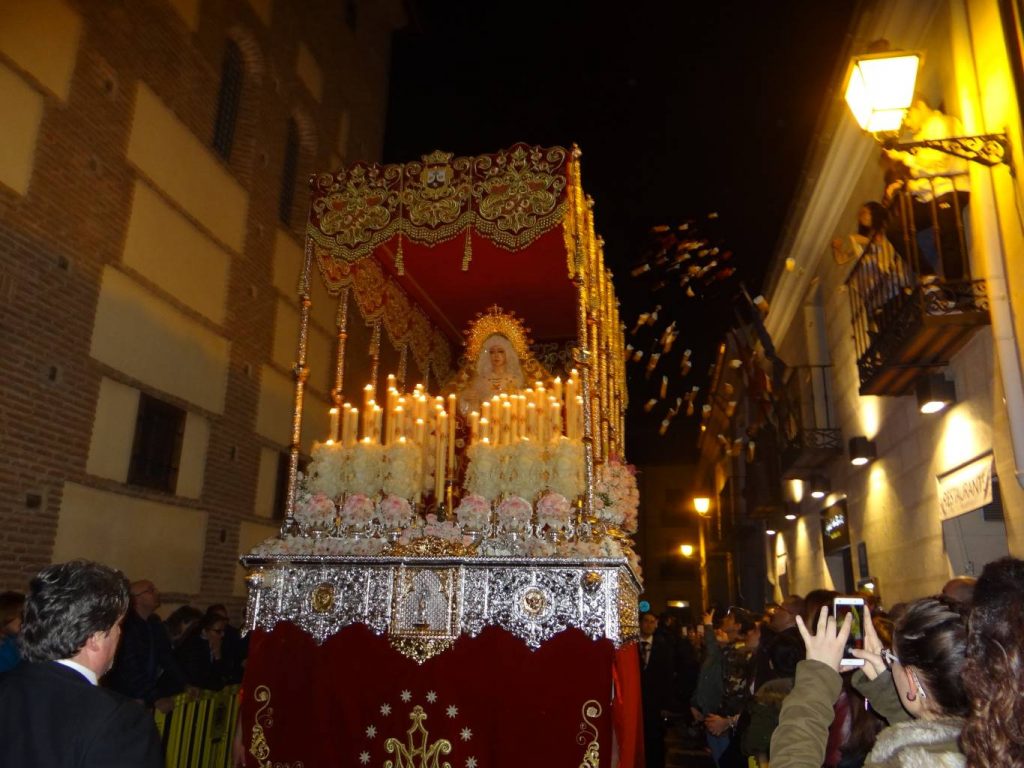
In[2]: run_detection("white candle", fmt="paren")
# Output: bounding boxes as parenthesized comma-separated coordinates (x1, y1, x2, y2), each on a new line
(329, 407, 340, 442)
(469, 411, 480, 444)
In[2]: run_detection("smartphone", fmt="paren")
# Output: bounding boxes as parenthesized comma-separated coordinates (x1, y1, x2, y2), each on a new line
(833, 597, 866, 667)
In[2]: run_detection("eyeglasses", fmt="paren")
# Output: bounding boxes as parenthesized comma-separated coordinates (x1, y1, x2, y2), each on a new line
(880, 648, 899, 668)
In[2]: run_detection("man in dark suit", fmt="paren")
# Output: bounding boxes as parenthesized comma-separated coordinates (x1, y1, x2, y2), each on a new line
(639, 611, 679, 768)
(0, 560, 163, 767)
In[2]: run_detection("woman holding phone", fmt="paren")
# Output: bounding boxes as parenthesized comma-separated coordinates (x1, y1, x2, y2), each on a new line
(769, 597, 969, 768)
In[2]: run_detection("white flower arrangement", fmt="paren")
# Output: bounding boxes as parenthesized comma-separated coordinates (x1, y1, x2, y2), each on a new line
(306, 442, 348, 499)
(454, 493, 492, 531)
(383, 441, 420, 500)
(340, 493, 376, 528)
(465, 443, 502, 501)
(379, 494, 414, 529)
(546, 438, 584, 499)
(507, 440, 545, 500)
(495, 495, 532, 532)
(594, 458, 640, 532)
(536, 492, 573, 532)
(294, 491, 336, 532)
(350, 441, 384, 497)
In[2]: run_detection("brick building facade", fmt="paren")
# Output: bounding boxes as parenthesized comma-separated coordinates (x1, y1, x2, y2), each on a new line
(0, 0, 404, 612)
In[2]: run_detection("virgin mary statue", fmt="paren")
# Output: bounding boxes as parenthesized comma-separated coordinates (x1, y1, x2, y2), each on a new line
(460, 333, 525, 413)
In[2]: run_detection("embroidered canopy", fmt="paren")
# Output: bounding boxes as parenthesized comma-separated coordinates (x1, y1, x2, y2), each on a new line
(306, 144, 588, 343)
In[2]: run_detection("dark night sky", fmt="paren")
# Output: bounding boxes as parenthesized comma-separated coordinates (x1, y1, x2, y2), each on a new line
(384, 1, 857, 464)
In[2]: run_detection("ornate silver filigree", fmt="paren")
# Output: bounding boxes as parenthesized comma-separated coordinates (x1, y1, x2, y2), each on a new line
(241, 554, 640, 660)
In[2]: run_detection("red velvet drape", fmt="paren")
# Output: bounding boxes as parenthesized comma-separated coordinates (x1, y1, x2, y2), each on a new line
(239, 623, 641, 767)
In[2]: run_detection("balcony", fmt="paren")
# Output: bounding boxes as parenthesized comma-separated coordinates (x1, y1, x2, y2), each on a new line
(780, 365, 842, 474)
(847, 184, 989, 396)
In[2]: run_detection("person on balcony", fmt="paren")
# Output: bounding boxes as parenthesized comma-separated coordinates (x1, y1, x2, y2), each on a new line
(833, 202, 908, 333)
(885, 98, 971, 283)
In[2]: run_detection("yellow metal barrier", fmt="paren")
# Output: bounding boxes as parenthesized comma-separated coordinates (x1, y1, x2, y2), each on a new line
(154, 685, 241, 768)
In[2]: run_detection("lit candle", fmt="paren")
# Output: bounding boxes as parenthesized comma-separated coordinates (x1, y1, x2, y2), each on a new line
(526, 402, 537, 440)
(501, 400, 512, 445)
(393, 405, 404, 442)
(469, 411, 480, 444)
(435, 413, 447, 501)
(373, 405, 383, 444)
(414, 417, 426, 446)
(553, 376, 562, 405)
(387, 373, 396, 393)
(551, 400, 562, 441)
(446, 406, 456, 475)
(479, 416, 489, 443)
(481, 400, 491, 428)
(329, 407, 340, 442)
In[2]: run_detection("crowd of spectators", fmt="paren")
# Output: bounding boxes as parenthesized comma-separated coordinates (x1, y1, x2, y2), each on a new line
(639, 557, 1023, 768)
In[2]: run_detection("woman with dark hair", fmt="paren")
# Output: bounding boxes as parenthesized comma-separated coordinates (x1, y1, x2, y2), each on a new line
(961, 556, 1024, 768)
(770, 597, 969, 767)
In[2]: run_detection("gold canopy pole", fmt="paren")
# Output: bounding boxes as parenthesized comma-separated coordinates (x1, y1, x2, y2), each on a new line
(569, 147, 595, 519)
(331, 285, 351, 413)
(283, 237, 315, 534)
(369, 318, 382, 392)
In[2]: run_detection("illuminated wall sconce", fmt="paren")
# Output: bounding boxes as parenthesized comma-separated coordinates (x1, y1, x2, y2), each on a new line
(679, 543, 695, 558)
(844, 49, 1010, 167)
(766, 527, 777, 536)
(693, 496, 711, 515)
(809, 475, 830, 500)
(917, 373, 956, 414)
(784, 512, 798, 521)
(849, 436, 877, 466)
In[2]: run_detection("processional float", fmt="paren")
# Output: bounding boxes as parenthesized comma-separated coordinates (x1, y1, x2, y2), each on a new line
(240, 144, 643, 767)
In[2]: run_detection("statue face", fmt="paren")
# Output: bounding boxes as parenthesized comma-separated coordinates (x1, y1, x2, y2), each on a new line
(488, 345, 507, 370)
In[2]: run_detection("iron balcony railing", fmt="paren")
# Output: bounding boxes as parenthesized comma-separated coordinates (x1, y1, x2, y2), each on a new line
(780, 365, 842, 472)
(845, 179, 989, 393)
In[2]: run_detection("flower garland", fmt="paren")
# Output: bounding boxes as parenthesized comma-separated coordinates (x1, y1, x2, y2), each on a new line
(546, 438, 584, 499)
(350, 441, 384, 497)
(383, 441, 419, 500)
(594, 458, 640, 533)
(507, 440, 545, 500)
(465, 443, 502, 501)
(306, 442, 348, 500)
(454, 493, 492, 531)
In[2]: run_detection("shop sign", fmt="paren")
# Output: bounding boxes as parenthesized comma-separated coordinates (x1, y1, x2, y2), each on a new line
(937, 454, 993, 519)
(820, 499, 850, 553)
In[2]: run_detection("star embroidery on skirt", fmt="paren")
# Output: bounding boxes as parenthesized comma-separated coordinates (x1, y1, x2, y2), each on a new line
(400, 690, 412, 703)
(425, 690, 438, 703)
(359, 752, 371, 765)
(465, 758, 478, 768)
(365, 725, 377, 738)
(460, 727, 473, 742)
(380, 703, 392, 716)
(446, 705, 459, 718)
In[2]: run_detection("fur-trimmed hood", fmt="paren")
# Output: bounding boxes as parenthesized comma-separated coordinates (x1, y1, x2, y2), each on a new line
(866, 717, 965, 768)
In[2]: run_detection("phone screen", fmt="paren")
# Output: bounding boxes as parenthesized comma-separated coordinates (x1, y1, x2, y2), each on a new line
(833, 598, 866, 666)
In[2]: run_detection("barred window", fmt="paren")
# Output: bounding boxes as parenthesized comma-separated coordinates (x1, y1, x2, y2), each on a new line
(212, 40, 244, 160)
(278, 118, 299, 225)
(128, 393, 186, 493)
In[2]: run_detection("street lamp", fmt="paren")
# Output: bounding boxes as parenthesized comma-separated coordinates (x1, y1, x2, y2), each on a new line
(693, 496, 710, 515)
(844, 49, 1010, 167)
(679, 543, 695, 558)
